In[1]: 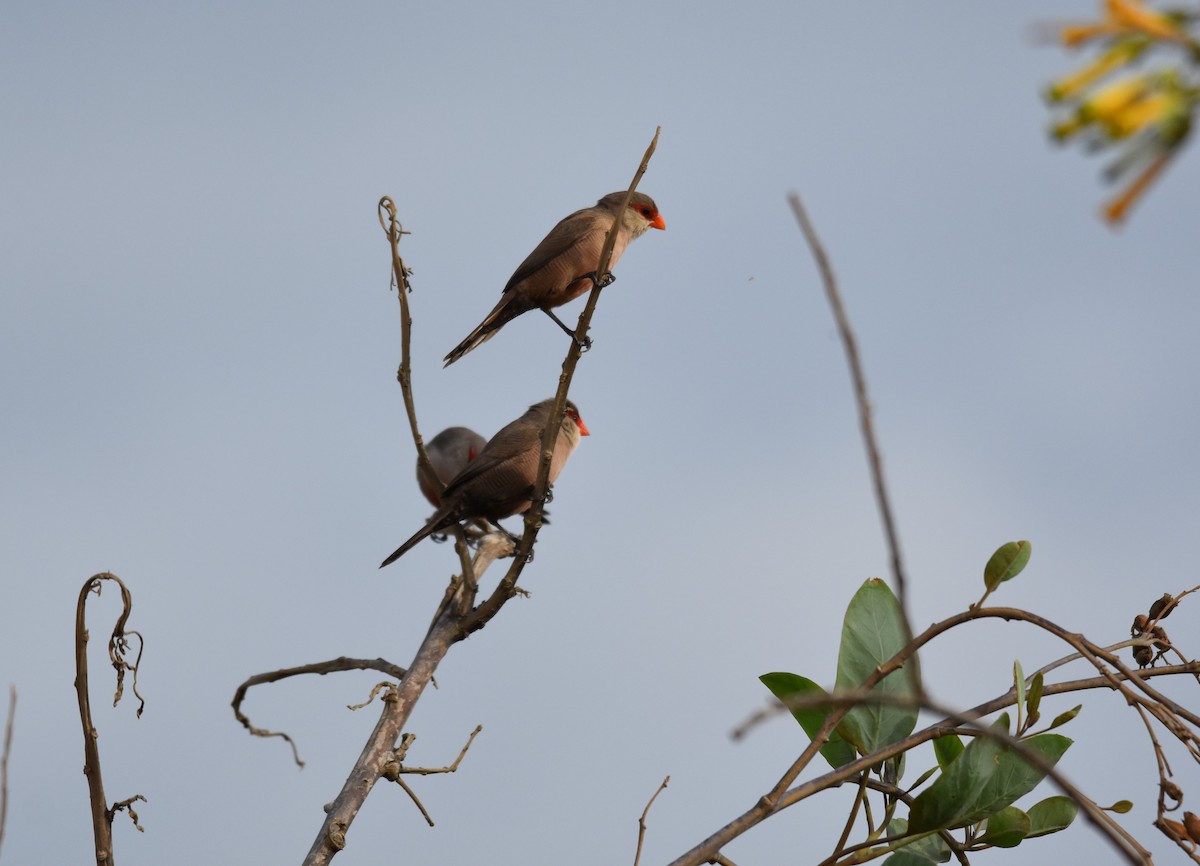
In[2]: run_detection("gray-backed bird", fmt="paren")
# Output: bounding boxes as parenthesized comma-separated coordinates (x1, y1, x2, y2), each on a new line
(417, 426, 488, 507)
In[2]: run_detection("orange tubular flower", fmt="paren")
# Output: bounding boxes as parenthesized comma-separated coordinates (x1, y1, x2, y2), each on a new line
(1105, 0, 1185, 41)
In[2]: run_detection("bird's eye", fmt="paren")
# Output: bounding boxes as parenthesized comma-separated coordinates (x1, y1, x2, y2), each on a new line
(640, 207, 652, 217)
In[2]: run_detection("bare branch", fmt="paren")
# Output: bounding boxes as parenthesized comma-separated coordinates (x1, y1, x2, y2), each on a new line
(377, 196, 438, 505)
(302, 607, 460, 865)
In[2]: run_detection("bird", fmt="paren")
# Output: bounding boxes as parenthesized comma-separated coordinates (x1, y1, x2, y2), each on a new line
(380, 399, 590, 568)
(417, 426, 488, 507)
(443, 191, 665, 367)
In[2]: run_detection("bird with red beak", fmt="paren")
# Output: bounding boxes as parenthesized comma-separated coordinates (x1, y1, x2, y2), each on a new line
(443, 191, 665, 366)
(380, 399, 589, 568)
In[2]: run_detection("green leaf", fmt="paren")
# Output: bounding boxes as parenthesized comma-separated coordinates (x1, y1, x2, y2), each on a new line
(908, 720, 1072, 833)
(1026, 796, 1079, 837)
(759, 672, 857, 768)
(1026, 672, 1044, 727)
(835, 579, 920, 754)
(984, 541, 1032, 591)
(980, 806, 1031, 848)
(932, 734, 964, 770)
(1047, 705, 1082, 731)
(884, 819, 952, 864)
(1107, 800, 1134, 814)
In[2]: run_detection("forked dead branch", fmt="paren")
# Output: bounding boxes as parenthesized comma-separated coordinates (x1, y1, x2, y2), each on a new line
(227, 129, 663, 865)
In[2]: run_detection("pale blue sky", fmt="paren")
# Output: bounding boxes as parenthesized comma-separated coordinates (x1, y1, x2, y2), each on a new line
(3, 2, 1198, 864)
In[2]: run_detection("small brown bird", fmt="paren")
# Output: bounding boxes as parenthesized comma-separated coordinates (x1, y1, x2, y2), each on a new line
(443, 191, 665, 366)
(417, 426, 488, 507)
(380, 399, 589, 568)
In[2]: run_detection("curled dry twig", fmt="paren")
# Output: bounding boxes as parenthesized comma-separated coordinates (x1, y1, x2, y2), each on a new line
(231, 657, 409, 767)
(74, 572, 147, 866)
(378, 196, 439, 504)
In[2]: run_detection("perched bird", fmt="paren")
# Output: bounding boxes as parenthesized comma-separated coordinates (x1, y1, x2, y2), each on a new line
(443, 191, 665, 366)
(417, 426, 488, 507)
(380, 399, 590, 568)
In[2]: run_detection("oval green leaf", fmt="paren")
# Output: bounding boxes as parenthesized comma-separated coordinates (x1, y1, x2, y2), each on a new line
(984, 541, 1032, 591)
(835, 579, 920, 754)
(1048, 704, 1082, 731)
(908, 721, 1072, 833)
(1027, 796, 1079, 836)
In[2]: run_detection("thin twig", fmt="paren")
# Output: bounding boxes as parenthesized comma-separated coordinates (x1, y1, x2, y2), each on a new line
(787, 192, 911, 637)
(828, 772, 869, 863)
(398, 725, 483, 776)
(0, 685, 13, 858)
(633, 775, 670, 866)
(377, 197, 438, 506)
(394, 775, 434, 826)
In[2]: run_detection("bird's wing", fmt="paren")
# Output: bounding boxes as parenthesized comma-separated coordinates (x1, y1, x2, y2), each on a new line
(446, 448, 542, 519)
(503, 208, 610, 293)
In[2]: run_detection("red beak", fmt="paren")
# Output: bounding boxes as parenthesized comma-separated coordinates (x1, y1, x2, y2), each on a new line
(576, 416, 590, 436)
(649, 212, 666, 230)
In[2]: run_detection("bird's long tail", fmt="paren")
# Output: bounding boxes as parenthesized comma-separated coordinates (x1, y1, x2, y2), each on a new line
(443, 293, 526, 367)
(443, 320, 500, 367)
(379, 520, 441, 568)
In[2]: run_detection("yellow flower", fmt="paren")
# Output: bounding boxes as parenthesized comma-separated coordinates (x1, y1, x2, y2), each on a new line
(1046, 38, 1146, 102)
(1078, 73, 1154, 120)
(1101, 91, 1175, 137)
